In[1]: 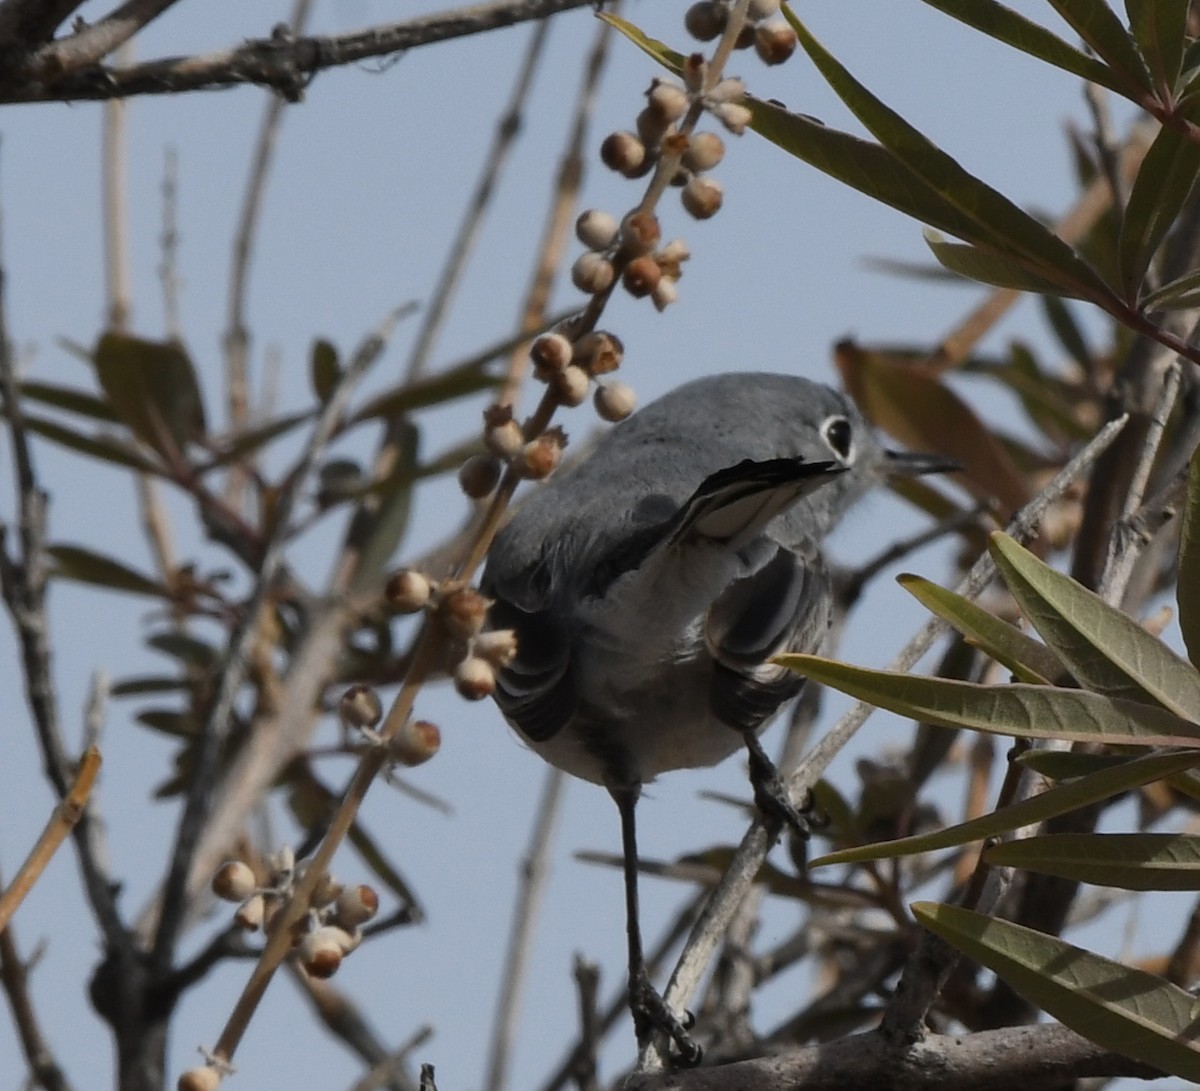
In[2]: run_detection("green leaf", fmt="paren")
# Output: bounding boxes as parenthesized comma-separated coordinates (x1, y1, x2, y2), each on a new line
(913, 0, 1128, 93)
(986, 832, 1200, 890)
(811, 748, 1200, 867)
(1141, 266, 1200, 310)
(784, 8, 1115, 302)
(17, 381, 119, 423)
(350, 360, 500, 423)
(1040, 296, 1094, 372)
(1179, 444, 1200, 667)
(896, 573, 1067, 684)
(1015, 749, 1129, 779)
(310, 339, 341, 404)
(775, 653, 1200, 748)
(749, 98, 987, 246)
(110, 676, 190, 697)
(147, 631, 219, 668)
(914, 902, 1200, 1081)
(989, 532, 1200, 719)
(48, 545, 170, 598)
(136, 709, 197, 737)
(1118, 122, 1200, 300)
(1125, 0, 1189, 91)
(924, 230, 1082, 297)
(93, 332, 207, 457)
(597, 12, 685, 72)
(22, 414, 162, 473)
(198, 409, 316, 472)
(346, 420, 419, 592)
(1046, 0, 1153, 93)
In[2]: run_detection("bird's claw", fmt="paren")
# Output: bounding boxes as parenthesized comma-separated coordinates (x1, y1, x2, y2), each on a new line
(629, 969, 703, 1067)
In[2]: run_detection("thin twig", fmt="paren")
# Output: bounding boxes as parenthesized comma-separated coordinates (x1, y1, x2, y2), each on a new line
(158, 145, 183, 339)
(484, 767, 567, 1091)
(101, 40, 132, 331)
(344, 1024, 433, 1091)
(571, 957, 600, 1091)
(32, 0, 182, 75)
(150, 303, 411, 975)
(224, 0, 314, 506)
(1, 0, 597, 103)
(405, 18, 553, 383)
(653, 413, 1130, 1067)
(0, 915, 74, 1091)
(0, 748, 102, 932)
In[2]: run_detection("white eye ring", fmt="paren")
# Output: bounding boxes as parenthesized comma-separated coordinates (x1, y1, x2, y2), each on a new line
(821, 415, 854, 462)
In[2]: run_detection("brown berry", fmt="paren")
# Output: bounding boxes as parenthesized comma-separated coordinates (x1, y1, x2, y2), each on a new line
(647, 80, 689, 122)
(454, 656, 496, 701)
(385, 569, 432, 613)
(600, 131, 648, 177)
(518, 427, 567, 480)
(212, 860, 256, 903)
(440, 587, 490, 641)
(575, 209, 619, 250)
(682, 131, 725, 172)
(299, 926, 353, 978)
(755, 22, 797, 65)
(623, 255, 663, 298)
(530, 332, 573, 376)
(595, 382, 636, 422)
(636, 106, 670, 148)
(682, 176, 724, 219)
(339, 684, 383, 730)
(234, 892, 266, 932)
(619, 211, 662, 257)
(573, 331, 624, 376)
(684, 1, 725, 41)
(335, 884, 380, 929)
(391, 718, 442, 767)
(458, 454, 502, 498)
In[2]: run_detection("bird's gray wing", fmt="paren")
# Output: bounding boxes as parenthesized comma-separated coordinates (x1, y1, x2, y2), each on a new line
(704, 546, 832, 732)
(486, 588, 578, 743)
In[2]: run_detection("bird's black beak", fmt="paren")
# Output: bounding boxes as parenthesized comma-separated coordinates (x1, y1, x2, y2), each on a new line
(882, 449, 962, 477)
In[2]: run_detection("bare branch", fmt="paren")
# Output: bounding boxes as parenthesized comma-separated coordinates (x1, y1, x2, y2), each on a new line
(0, 0, 597, 104)
(0, 920, 74, 1091)
(35, 0, 182, 76)
(623, 1023, 1161, 1091)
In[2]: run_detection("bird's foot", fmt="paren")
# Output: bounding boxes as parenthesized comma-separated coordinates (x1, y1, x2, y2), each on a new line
(745, 736, 822, 842)
(629, 968, 702, 1067)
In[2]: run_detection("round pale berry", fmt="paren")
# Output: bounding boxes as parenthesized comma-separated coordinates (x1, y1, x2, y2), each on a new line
(594, 382, 636, 422)
(682, 176, 724, 219)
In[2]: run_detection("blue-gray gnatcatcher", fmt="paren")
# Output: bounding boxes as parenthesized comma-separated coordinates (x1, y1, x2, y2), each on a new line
(481, 371, 953, 1063)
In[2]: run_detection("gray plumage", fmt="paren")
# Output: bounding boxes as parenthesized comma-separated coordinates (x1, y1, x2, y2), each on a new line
(482, 372, 901, 791)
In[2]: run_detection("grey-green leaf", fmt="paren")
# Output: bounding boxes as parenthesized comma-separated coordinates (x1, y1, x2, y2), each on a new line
(914, 902, 1200, 1080)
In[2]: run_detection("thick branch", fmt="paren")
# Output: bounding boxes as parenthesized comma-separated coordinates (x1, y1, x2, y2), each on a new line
(0, 0, 595, 103)
(624, 1023, 1161, 1091)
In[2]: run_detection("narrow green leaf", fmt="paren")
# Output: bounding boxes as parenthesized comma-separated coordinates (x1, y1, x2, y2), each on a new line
(784, 8, 1114, 301)
(198, 409, 316, 472)
(924, 230, 1083, 297)
(22, 414, 161, 473)
(93, 332, 208, 456)
(914, 0, 1127, 93)
(1125, 0, 1189, 91)
(775, 653, 1200, 748)
(986, 832, 1200, 890)
(310, 339, 341, 404)
(110, 676, 190, 697)
(147, 631, 218, 668)
(1179, 444, 1200, 666)
(1040, 296, 1094, 372)
(1118, 123, 1200, 300)
(897, 573, 1067, 684)
(749, 98, 987, 246)
(990, 532, 1200, 719)
(136, 709, 197, 737)
(596, 12, 685, 72)
(914, 902, 1200, 1081)
(350, 360, 500, 423)
(811, 749, 1200, 867)
(1046, 0, 1153, 92)
(17, 381, 119, 423)
(48, 545, 170, 598)
(1015, 750, 1129, 779)
(1141, 266, 1200, 310)
(346, 420, 419, 592)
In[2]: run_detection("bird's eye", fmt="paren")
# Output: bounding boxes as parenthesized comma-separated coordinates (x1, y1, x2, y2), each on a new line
(822, 416, 854, 461)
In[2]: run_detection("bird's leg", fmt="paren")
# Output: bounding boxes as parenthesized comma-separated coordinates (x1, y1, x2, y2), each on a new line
(743, 730, 816, 842)
(610, 782, 703, 1067)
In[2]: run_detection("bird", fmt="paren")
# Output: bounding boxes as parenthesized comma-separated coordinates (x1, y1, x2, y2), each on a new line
(480, 371, 954, 1064)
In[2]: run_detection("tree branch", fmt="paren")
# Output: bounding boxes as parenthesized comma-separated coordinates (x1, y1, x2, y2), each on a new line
(0, 0, 597, 104)
(623, 1023, 1161, 1091)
